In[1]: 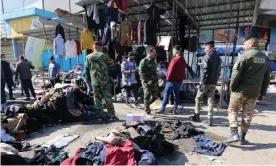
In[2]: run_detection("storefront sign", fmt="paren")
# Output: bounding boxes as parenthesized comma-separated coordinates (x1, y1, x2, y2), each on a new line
(251, 26, 270, 51)
(213, 29, 235, 42)
(269, 28, 276, 52)
(237, 26, 251, 45)
(199, 30, 213, 43)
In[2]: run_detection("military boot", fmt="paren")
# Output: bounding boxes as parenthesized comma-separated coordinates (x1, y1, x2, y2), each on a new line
(145, 106, 151, 115)
(240, 133, 250, 145)
(203, 118, 213, 126)
(224, 127, 240, 143)
(189, 113, 200, 122)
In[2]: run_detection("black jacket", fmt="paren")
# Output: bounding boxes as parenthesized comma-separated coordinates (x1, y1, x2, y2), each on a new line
(144, 18, 157, 46)
(55, 24, 65, 41)
(200, 50, 222, 85)
(1, 60, 13, 81)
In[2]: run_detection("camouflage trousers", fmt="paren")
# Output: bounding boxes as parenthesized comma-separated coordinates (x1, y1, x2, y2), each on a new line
(142, 84, 159, 109)
(228, 92, 257, 133)
(195, 84, 216, 118)
(93, 85, 115, 117)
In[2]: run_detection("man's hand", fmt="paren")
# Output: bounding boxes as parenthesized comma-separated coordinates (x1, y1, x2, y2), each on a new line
(148, 80, 153, 86)
(258, 96, 264, 101)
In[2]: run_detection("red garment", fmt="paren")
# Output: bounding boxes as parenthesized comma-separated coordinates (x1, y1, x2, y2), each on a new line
(104, 140, 136, 165)
(116, 0, 127, 10)
(74, 40, 81, 56)
(137, 21, 142, 44)
(61, 148, 83, 166)
(166, 55, 187, 82)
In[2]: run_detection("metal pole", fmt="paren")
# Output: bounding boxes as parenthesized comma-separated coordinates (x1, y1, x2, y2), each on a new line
(218, 0, 233, 110)
(42, 0, 44, 10)
(170, 0, 175, 62)
(1, 0, 4, 13)
(69, 0, 71, 12)
(188, 19, 191, 66)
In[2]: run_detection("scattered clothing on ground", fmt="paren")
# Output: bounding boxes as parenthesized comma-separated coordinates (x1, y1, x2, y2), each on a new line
(193, 135, 226, 156)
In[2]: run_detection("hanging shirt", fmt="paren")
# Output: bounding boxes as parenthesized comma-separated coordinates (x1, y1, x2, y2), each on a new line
(87, 4, 99, 24)
(120, 20, 132, 47)
(55, 24, 65, 41)
(53, 34, 65, 56)
(65, 40, 78, 58)
(137, 21, 142, 44)
(74, 40, 81, 55)
(81, 30, 94, 50)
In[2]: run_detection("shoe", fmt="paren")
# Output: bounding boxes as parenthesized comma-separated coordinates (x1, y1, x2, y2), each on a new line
(203, 118, 213, 126)
(25, 97, 31, 101)
(224, 129, 240, 143)
(9, 97, 16, 100)
(155, 110, 164, 114)
(240, 133, 250, 145)
(189, 113, 200, 122)
(145, 107, 151, 115)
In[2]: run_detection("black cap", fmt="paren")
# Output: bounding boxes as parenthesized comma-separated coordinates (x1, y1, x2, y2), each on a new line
(205, 40, 215, 47)
(243, 33, 259, 42)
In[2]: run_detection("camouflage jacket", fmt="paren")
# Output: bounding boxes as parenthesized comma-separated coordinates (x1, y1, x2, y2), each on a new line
(86, 52, 114, 86)
(139, 57, 158, 85)
(230, 47, 270, 97)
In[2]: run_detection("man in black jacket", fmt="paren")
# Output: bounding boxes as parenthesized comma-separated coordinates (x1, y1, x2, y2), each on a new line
(1, 54, 15, 101)
(190, 41, 222, 126)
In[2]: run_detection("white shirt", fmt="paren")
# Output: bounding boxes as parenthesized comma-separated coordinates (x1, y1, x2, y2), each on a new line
(65, 40, 77, 58)
(54, 34, 65, 56)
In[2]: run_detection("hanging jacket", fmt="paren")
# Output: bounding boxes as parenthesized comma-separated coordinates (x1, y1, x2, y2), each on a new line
(120, 20, 132, 47)
(106, 0, 119, 23)
(103, 23, 111, 45)
(144, 18, 157, 46)
(147, 4, 161, 32)
(65, 40, 78, 58)
(55, 24, 65, 41)
(80, 30, 94, 50)
(53, 34, 65, 56)
(137, 21, 142, 44)
(116, 0, 127, 10)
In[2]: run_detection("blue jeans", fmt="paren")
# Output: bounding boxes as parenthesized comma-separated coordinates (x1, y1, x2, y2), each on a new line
(160, 81, 182, 111)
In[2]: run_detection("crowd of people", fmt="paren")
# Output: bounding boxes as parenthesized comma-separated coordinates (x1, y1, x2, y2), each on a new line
(1, 33, 271, 145)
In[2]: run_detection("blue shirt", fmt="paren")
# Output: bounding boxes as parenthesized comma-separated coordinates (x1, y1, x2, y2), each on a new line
(49, 62, 60, 80)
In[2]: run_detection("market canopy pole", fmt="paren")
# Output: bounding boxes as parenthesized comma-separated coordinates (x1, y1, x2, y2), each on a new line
(218, 0, 234, 111)
(252, 0, 261, 26)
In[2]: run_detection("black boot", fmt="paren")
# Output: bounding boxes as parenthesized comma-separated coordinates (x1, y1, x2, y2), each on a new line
(190, 113, 200, 122)
(224, 127, 240, 143)
(240, 133, 250, 145)
(203, 117, 213, 126)
(145, 106, 151, 115)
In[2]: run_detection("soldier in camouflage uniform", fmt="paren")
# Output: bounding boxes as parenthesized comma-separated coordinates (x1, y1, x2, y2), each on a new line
(86, 41, 116, 119)
(225, 34, 270, 145)
(139, 46, 158, 114)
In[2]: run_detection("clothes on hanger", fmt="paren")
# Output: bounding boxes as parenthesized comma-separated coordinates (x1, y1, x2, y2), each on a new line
(116, 0, 128, 10)
(81, 30, 94, 50)
(105, 0, 119, 23)
(147, 4, 161, 32)
(86, 4, 99, 24)
(74, 40, 81, 55)
(65, 40, 78, 58)
(144, 18, 157, 46)
(55, 24, 65, 41)
(103, 22, 111, 45)
(53, 34, 65, 56)
(120, 20, 132, 47)
(137, 21, 143, 44)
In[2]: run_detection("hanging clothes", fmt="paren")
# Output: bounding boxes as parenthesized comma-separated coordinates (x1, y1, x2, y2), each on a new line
(86, 4, 99, 24)
(74, 40, 81, 55)
(116, 0, 128, 10)
(53, 34, 65, 56)
(80, 30, 94, 50)
(103, 23, 111, 45)
(65, 40, 78, 58)
(55, 24, 65, 41)
(144, 18, 157, 46)
(179, 16, 187, 50)
(147, 4, 161, 32)
(137, 21, 143, 44)
(106, 0, 119, 23)
(120, 20, 132, 47)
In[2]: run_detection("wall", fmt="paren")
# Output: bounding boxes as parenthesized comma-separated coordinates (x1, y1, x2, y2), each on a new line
(9, 16, 36, 38)
(41, 49, 85, 72)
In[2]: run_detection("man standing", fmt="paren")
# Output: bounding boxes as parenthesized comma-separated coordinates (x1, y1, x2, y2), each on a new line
(139, 46, 158, 114)
(86, 41, 116, 120)
(156, 45, 186, 114)
(83, 62, 92, 96)
(1, 54, 15, 101)
(15, 56, 36, 100)
(48, 56, 60, 87)
(225, 34, 270, 144)
(190, 41, 222, 126)
(121, 51, 139, 107)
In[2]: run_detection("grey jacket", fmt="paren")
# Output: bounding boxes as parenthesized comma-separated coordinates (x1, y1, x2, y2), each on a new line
(15, 60, 35, 80)
(200, 49, 222, 85)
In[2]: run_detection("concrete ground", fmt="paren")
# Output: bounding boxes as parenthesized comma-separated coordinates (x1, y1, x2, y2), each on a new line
(3, 85, 276, 165)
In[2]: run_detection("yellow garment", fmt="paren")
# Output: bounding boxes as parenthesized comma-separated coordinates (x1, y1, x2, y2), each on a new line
(81, 30, 94, 50)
